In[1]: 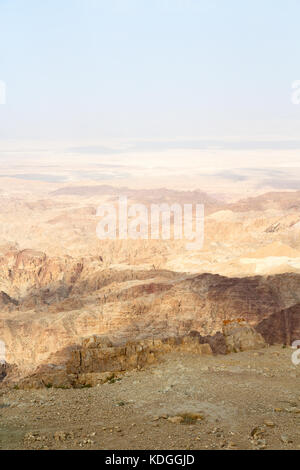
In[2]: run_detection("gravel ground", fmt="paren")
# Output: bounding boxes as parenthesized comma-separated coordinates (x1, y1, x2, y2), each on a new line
(0, 345, 299, 450)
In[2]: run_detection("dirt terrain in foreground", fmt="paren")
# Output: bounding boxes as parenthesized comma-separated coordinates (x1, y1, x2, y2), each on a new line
(0, 345, 299, 450)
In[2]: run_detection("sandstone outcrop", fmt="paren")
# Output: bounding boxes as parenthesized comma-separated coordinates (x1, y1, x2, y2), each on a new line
(67, 334, 212, 376)
(222, 320, 266, 353)
(15, 334, 212, 389)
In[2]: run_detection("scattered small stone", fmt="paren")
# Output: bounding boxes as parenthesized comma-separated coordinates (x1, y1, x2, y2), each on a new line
(24, 432, 41, 442)
(168, 416, 184, 424)
(250, 426, 265, 439)
(211, 427, 223, 435)
(53, 431, 73, 441)
(178, 412, 204, 424)
(79, 438, 94, 447)
(264, 420, 275, 427)
(227, 441, 237, 449)
(280, 435, 293, 444)
(255, 439, 267, 450)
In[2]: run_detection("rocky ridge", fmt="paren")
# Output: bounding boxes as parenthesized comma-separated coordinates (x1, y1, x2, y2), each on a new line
(0, 247, 299, 380)
(15, 334, 213, 390)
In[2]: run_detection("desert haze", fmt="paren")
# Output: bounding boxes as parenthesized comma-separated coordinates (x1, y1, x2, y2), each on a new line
(1, 0, 300, 454)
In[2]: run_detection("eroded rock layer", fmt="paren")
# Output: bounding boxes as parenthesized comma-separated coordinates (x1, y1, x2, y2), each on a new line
(16, 335, 213, 389)
(0, 248, 299, 378)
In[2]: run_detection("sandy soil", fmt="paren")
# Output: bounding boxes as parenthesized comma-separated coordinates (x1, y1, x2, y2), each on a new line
(0, 345, 299, 450)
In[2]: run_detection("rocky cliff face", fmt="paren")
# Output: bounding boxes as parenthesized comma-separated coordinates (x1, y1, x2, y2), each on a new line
(222, 320, 266, 353)
(256, 303, 300, 346)
(16, 334, 213, 389)
(0, 248, 299, 377)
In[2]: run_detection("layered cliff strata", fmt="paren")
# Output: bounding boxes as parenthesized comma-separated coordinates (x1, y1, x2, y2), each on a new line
(16, 335, 213, 390)
(0, 248, 299, 378)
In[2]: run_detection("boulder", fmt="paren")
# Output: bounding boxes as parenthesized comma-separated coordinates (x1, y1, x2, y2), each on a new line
(223, 320, 266, 353)
(76, 371, 115, 387)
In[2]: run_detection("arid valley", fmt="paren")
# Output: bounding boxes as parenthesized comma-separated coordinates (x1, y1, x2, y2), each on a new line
(0, 172, 299, 450)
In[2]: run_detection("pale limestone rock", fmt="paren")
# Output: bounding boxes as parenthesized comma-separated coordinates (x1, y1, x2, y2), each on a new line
(223, 321, 266, 353)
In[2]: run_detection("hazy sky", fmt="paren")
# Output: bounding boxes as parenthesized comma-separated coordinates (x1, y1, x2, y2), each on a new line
(0, 0, 300, 145)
